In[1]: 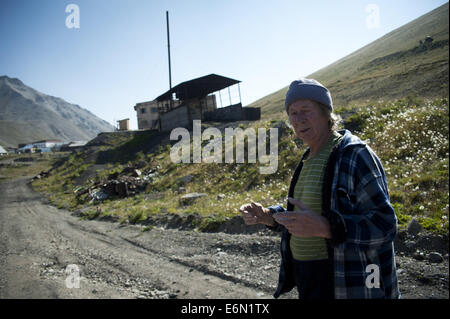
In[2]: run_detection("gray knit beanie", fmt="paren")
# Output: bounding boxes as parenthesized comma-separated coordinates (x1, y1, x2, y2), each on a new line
(284, 78, 333, 113)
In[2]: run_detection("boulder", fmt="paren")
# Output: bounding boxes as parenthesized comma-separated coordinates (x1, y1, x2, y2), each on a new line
(178, 175, 193, 184)
(217, 215, 267, 234)
(179, 192, 207, 205)
(428, 252, 444, 263)
(407, 218, 422, 235)
(412, 250, 425, 261)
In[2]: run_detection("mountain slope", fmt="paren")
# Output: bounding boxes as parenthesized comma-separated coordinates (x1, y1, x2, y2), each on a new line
(0, 76, 114, 147)
(249, 2, 449, 118)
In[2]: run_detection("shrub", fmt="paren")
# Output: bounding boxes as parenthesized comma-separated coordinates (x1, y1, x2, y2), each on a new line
(128, 208, 147, 224)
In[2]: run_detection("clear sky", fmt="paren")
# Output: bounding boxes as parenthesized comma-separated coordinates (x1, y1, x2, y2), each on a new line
(0, 0, 447, 130)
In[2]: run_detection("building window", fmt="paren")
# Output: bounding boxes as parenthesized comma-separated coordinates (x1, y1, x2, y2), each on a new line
(150, 108, 158, 113)
(141, 108, 146, 114)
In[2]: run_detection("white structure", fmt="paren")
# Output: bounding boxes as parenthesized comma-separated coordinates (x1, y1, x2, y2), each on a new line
(18, 139, 65, 153)
(0, 145, 7, 155)
(59, 141, 88, 152)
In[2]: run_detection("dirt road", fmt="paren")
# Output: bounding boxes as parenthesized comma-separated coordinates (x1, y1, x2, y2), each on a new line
(1, 177, 448, 299)
(0, 177, 278, 299)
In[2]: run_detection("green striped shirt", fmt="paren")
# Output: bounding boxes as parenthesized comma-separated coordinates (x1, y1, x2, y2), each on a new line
(290, 131, 342, 261)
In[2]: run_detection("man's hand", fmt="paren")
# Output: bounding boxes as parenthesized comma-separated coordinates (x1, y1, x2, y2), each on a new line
(272, 197, 331, 238)
(239, 202, 275, 227)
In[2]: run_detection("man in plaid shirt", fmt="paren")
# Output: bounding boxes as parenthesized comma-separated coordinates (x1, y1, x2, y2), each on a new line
(240, 79, 400, 299)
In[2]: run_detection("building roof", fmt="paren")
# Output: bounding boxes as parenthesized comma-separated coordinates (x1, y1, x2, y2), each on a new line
(31, 139, 64, 144)
(156, 73, 240, 102)
(67, 141, 88, 147)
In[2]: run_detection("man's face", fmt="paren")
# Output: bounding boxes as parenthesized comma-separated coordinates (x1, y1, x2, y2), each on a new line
(288, 99, 329, 146)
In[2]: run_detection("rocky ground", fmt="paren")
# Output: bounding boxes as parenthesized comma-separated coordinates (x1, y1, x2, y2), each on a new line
(0, 177, 448, 299)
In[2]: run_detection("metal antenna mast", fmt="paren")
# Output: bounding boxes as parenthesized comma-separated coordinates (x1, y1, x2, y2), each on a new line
(166, 11, 172, 92)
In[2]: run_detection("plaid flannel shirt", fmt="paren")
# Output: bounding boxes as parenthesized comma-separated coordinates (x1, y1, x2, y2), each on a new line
(268, 129, 400, 299)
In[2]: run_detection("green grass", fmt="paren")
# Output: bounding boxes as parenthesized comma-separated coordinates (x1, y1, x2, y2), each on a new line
(80, 208, 101, 220)
(128, 207, 147, 224)
(249, 3, 448, 117)
(24, 3, 450, 233)
(29, 97, 449, 234)
(0, 153, 63, 180)
(7, 4, 450, 235)
(342, 97, 449, 233)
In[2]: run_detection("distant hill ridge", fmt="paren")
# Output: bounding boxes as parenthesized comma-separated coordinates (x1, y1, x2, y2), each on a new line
(250, 2, 449, 118)
(0, 76, 114, 148)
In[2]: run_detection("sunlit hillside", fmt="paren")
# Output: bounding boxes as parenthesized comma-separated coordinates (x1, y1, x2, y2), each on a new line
(249, 3, 449, 120)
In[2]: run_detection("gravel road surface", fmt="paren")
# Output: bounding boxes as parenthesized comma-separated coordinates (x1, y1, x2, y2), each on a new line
(0, 177, 447, 299)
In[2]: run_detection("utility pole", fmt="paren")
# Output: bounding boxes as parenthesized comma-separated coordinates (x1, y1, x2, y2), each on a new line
(166, 11, 172, 92)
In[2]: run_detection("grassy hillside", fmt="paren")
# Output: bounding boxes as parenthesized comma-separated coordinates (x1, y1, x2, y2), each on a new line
(28, 4, 449, 235)
(31, 96, 449, 234)
(249, 3, 449, 119)
(0, 152, 63, 181)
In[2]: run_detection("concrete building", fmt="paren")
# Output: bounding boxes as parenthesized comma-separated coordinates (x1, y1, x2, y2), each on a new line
(134, 99, 182, 130)
(159, 95, 217, 132)
(117, 118, 130, 131)
(134, 74, 260, 132)
(17, 139, 65, 153)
